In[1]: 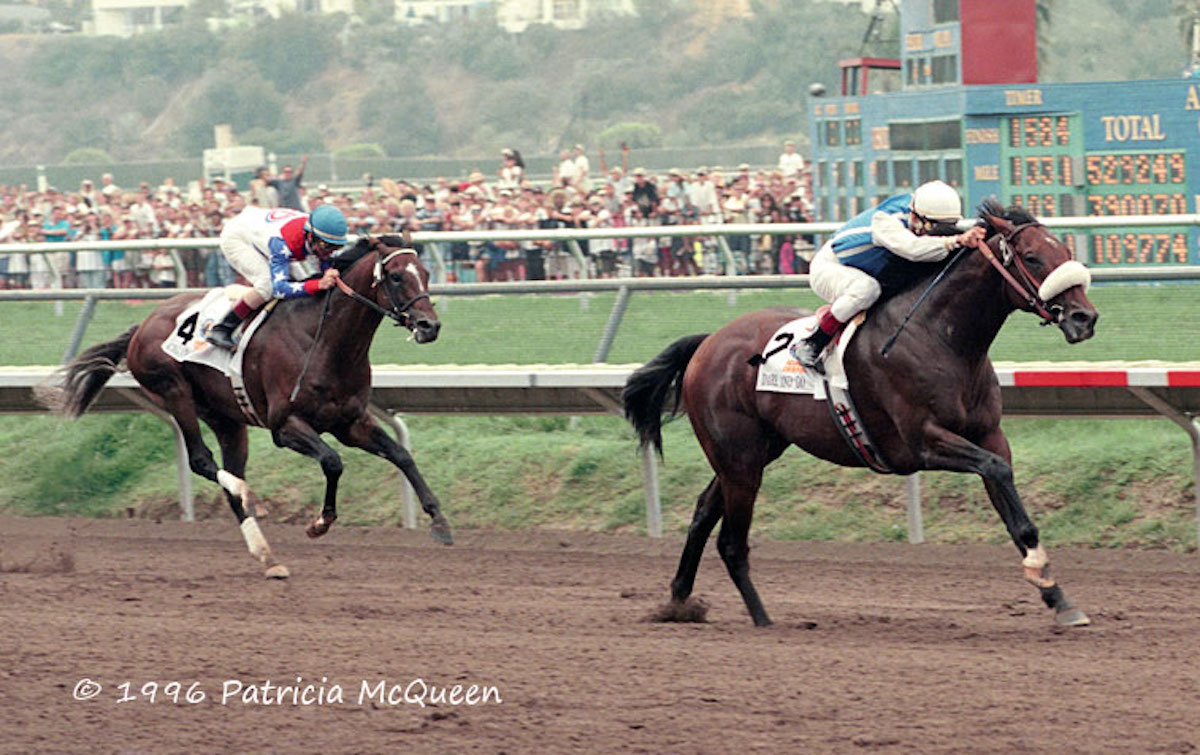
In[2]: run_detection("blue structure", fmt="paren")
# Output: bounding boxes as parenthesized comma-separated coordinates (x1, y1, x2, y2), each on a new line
(809, 0, 1199, 266)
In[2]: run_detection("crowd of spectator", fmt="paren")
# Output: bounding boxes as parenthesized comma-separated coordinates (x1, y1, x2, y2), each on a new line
(0, 141, 814, 289)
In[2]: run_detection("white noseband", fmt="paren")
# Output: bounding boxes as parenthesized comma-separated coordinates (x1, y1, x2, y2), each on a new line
(1038, 260, 1091, 301)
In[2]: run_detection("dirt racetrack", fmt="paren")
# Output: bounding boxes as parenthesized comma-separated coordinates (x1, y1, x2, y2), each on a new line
(2, 515, 1199, 753)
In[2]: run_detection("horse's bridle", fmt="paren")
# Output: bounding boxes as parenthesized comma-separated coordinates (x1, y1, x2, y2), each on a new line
(333, 247, 431, 329)
(290, 247, 429, 404)
(978, 222, 1062, 326)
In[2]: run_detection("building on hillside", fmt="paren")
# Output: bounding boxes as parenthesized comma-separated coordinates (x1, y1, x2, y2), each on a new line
(750, 0, 892, 14)
(0, 3, 55, 33)
(395, 0, 492, 25)
(91, 0, 353, 36)
(396, 0, 635, 30)
(807, 0, 1200, 268)
(91, 0, 187, 36)
(496, 0, 636, 32)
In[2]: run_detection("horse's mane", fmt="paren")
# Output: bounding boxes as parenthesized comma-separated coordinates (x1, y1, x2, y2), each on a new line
(330, 234, 411, 273)
(977, 198, 1037, 232)
(330, 237, 375, 273)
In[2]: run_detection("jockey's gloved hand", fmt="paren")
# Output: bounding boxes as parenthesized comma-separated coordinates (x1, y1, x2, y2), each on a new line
(956, 226, 987, 249)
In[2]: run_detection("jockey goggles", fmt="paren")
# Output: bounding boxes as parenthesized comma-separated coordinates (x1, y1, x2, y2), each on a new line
(309, 234, 343, 257)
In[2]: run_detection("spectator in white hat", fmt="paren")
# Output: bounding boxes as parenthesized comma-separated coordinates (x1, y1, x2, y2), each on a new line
(778, 139, 806, 178)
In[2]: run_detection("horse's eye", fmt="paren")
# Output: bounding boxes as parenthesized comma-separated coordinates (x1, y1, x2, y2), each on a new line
(389, 272, 404, 284)
(1023, 254, 1043, 269)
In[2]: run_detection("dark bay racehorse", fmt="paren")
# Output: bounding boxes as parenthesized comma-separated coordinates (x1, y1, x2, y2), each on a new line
(624, 201, 1098, 627)
(40, 235, 451, 577)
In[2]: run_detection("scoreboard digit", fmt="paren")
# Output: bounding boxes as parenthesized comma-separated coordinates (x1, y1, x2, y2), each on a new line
(1002, 114, 1193, 265)
(1085, 148, 1189, 265)
(1001, 115, 1081, 215)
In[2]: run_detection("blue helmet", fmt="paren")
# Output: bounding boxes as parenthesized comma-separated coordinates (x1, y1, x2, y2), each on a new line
(305, 205, 348, 246)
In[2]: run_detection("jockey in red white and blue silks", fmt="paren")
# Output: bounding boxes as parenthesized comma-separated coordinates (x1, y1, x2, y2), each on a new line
(208, 204, 350, 349)
(795, 180, 986, 373)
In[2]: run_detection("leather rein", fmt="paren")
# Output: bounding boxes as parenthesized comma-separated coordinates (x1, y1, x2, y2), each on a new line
(976, 222, 1060, 325)
(332, 247, 430, 328)
(289, 247, 429, 404)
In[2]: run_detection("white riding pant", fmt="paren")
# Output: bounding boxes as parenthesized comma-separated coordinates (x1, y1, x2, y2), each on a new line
(219, 231, 273, 307)
(809, 243, 882, 323)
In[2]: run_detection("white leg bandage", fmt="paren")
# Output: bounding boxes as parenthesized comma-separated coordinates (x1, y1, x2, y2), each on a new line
(1021, 545, 1054, 588)
(217, 470, 247, 500)
(240, 517, 270, 560)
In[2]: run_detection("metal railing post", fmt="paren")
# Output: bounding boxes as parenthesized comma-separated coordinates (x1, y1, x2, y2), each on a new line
(168, 249, 187, 288)
(715, 235, 738, 276)
(369, 404, 418, 530)
(593, 285, 631, 363)
(567, 239, 592, 279)
(424, 242, 448, 285)
(642, 444, 663, 538)
(1128, 387, 1200, 545)
(117, 388, 193, 522)
(63, 293, 97, 363)
(906, 473, 924, 544)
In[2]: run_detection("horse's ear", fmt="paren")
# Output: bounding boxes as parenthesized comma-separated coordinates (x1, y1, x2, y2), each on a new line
(983, 213, 1015, 237)
(401, 228, 412, 248)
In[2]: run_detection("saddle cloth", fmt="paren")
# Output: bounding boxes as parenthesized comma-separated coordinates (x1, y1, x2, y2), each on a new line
(160, 286, 274, 425)
(754, 307, 860, 399)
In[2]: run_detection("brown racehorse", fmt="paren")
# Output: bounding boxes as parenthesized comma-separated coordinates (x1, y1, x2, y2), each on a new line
(40, 235, 451, 577)
(624, 201, 1098, 628)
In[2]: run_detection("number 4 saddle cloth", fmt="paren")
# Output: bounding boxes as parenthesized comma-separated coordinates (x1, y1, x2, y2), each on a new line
(750, 307, 892, 473)
(160, 286, 275, 426)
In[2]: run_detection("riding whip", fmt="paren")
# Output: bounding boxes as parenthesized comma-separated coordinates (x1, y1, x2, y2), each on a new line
(289, 288, 334, 403)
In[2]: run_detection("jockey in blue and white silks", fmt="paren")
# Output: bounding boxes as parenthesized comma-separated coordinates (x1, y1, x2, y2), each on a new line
(796, 180, 986, 373)
(207, 204, 350, 349)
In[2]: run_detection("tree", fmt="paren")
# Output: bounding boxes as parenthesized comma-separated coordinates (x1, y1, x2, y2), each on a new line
(597, 122, 662, 149)
(176, 66, 286, 153)
(1174, 0, 1200, 68)
(228, 12, 343, 93)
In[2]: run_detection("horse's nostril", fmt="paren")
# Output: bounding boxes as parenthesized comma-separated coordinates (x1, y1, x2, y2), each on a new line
(1071, 310, 1095, 326)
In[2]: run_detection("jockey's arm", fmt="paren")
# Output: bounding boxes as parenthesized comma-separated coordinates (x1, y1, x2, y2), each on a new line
(871, 210, 954, 263)
(267, 236, 324, 299)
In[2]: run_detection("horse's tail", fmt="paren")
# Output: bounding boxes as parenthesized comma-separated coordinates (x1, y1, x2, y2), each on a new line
(622, 333, 709, 455)
(36, 325, 138, 419)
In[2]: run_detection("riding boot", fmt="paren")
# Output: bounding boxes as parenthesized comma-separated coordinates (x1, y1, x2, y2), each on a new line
(795, 328, 834, 374)
(206, 309, 245, 350)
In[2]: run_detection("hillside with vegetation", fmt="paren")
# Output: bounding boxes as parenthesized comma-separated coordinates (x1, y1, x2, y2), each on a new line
(0, 0, 1191, 166)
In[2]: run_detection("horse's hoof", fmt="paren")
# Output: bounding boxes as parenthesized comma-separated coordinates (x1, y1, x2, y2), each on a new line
(430, 523, 454, 546)
(649, 596, 709, 623)
(306, 516, 335, 539)
(265, 564, 290, 580)
(1055, 607, 1091, 627)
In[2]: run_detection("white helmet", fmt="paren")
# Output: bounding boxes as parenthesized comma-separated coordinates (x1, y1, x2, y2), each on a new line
(911, 180, 963, 223)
